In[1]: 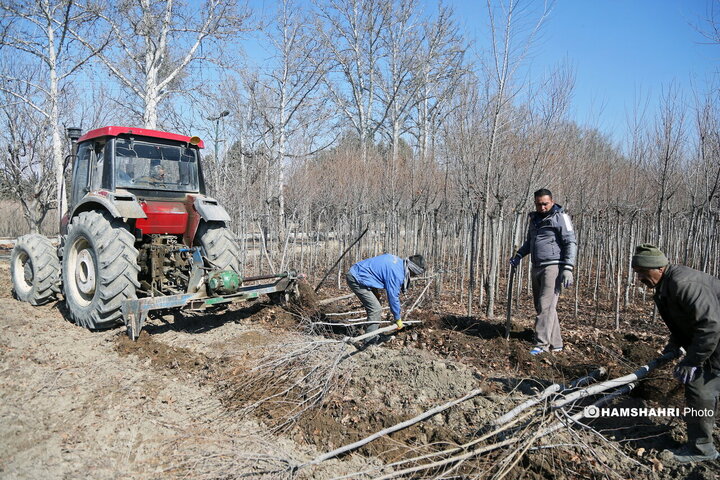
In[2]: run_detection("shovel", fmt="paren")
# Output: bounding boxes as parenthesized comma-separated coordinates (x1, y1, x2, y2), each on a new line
(505, 263, 517, 339)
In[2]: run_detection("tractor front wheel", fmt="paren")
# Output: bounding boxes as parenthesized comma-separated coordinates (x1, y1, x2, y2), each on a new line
(10, 234, 60, 305)
(62, 211, 139, 329)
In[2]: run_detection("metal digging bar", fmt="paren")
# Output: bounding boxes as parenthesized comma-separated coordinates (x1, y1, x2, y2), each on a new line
(505, 264, 517, 339)
(122, 270, 297, 340)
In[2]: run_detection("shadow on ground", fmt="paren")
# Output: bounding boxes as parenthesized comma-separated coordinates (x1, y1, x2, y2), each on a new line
(142, 300, 271, 336)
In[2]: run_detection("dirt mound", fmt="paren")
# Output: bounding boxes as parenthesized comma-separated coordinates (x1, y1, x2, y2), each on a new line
(115, 331, 218, 374)
(286, 278, 323, 318)
(398, 313, 604, 395)
(219, 332, 496, 464)
(295, 346, 495, 460)
(611, 332, 684, 405)
(399, 312, 681, 403)
(296, 279, 321, 308)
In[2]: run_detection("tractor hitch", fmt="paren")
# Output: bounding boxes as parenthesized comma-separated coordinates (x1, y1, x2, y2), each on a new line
(122, 270, 298, 340)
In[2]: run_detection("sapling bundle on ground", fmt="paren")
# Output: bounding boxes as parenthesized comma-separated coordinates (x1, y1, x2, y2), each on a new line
(221, 278, 434, 432)
(222, 336, 346, 433)
(307, 352, 679, 479)
(159, 430, 299, 480)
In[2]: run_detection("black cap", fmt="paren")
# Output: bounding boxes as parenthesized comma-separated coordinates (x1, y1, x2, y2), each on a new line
(407, 254, 426, 275)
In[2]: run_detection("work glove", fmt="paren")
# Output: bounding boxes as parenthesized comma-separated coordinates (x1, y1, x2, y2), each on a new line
(560, 270, 573, 289)
(674, 364, 699, 384)
(509, 254, 522, 267)
(661, 342, 681, 357)
(395, 318, 403, 330)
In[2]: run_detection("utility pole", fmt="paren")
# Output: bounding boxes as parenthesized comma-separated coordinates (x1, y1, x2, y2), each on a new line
(207, 110, 230, 194)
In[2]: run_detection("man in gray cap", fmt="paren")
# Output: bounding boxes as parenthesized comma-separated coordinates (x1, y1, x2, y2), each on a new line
(346, 253, 426, 345)
(632, 243, 720, 463)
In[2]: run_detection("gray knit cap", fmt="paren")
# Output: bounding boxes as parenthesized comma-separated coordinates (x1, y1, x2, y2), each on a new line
(631, 244, 669, 269)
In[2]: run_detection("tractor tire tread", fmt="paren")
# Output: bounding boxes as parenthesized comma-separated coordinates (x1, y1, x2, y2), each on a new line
(63, 211, 139, 330)
(197, 222, 241, 274)
(11, 234, 60, 305)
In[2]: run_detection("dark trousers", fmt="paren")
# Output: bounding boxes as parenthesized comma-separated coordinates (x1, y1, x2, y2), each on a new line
(345, 272, 382, 336)
(684, 369, 720, 454)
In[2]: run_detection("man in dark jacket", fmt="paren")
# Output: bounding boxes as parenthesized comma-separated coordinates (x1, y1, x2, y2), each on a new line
(632, 244, 720, 463)
(346, 253, 426, 345)
(510, 189, 577, 355)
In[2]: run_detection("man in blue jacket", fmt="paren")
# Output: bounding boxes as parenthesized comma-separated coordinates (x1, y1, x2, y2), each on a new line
(510, 189, 577, 355)
(346, 253, 426, 345)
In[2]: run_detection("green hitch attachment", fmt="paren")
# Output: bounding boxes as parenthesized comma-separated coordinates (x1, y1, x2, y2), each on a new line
(207, 270, 241, 296)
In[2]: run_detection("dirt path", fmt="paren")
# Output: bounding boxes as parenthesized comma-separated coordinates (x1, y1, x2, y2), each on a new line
(2, 259, 719, 480)
(0, 262, 374, 479)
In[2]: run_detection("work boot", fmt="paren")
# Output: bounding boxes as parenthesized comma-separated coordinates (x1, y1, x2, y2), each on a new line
(363, 336, 381, 348)
(365, 334, 393, 347)
(662, 444, 719, 464)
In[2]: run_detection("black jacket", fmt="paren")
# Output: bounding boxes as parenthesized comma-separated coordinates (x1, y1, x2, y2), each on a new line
(654, 264, 720, 372)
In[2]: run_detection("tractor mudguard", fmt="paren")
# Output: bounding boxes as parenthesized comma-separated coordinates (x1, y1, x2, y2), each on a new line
(72, 192, 147, 220)
(193, 196, 231, 223)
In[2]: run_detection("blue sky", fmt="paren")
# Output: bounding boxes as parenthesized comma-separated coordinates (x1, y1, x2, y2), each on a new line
(246, 0, 718, 144)
(453, 0, 718, 144)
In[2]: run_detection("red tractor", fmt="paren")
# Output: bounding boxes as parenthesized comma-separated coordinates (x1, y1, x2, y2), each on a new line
(10, 126, 297, 339)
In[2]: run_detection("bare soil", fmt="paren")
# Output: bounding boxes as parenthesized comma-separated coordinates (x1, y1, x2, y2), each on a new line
(1, 261, 719, 479)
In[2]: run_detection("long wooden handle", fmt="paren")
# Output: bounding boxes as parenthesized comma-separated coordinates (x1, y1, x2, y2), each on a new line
(314, 225, 369, 293)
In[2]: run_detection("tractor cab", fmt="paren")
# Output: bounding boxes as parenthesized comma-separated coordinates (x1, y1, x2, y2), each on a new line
(63, 126, 223, 247)
(113, 137, 201, 193)
(67, 126, 206, 214)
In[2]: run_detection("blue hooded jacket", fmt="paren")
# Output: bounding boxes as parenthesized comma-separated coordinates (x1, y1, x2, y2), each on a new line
(349, 253, 405, 319)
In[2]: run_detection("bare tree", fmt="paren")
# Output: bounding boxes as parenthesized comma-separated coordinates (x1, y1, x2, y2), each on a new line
(247, 0, 330, 247)
(377, 0, 420, 159)
(647, 86, 686, 248)
(313, 0, 390, 161)
(695, 0, 720, 44)
(410, 2, 467, 161)
(71, 0, 251, 129)
(442, 76, 486, 313)
(0, 70, 57, 233)
(0, 0, 102, 226)
(463, 0, 552, 315)
(689, 87, 720, 270)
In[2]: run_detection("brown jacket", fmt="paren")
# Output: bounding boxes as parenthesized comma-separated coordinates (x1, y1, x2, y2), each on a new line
(653, 264, 720, 372)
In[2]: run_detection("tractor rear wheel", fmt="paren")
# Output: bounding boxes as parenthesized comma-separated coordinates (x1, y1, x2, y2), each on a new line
(62, 211, 139, 329)
(196, 222, 241, 273)
(10, 234, 60, 305)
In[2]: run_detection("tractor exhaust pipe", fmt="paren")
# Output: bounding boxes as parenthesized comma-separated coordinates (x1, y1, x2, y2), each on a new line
(66, 127, 82, 160)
